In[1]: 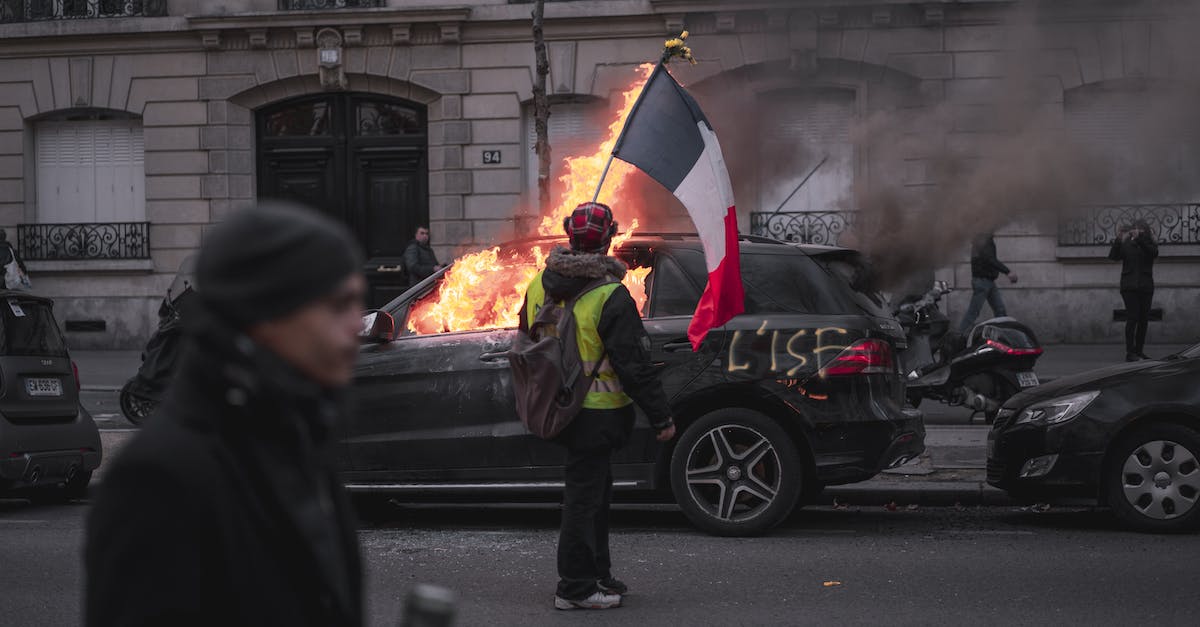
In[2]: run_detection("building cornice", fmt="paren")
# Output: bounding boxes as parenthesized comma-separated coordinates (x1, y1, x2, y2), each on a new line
(186, 7, 471, 31)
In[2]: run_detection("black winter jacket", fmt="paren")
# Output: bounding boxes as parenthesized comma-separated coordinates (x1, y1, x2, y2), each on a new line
(85, 309, 363, 627)
(519, 247, 673, 432)
(970, 234, 1011, 280)
(1109, 232, 1158, 292)
(403, 240, 440, 284)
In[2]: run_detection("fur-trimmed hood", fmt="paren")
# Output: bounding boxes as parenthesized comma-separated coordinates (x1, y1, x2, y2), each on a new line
(541, 246, 627, 302)
(545, 246, 627, 280)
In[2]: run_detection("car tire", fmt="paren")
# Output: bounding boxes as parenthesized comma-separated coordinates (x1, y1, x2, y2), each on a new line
(670, 408, 803, 537)
(1105, 423, 1200, 533)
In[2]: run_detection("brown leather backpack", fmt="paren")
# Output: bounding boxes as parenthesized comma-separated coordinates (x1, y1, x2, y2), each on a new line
(509, 277, 613, 439)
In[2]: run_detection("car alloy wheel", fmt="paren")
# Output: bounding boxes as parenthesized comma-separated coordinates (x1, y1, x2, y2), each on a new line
(1120, 439, 1200, 520)
(685, 424, 782, 522)
(669, 408, 803, 536)
(1107, 423, 1200, 533)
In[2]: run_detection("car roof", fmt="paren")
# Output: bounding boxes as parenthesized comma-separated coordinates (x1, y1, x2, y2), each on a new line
(0, 290, 54, 305)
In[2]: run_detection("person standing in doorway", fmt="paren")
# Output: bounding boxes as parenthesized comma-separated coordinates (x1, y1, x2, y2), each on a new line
(519, 202, 676, 611)
(1109, 219, 1158, 361)
(85, 203, 366, 627)
(403, 225, 446, 285)
(959, 232, 1019, 334)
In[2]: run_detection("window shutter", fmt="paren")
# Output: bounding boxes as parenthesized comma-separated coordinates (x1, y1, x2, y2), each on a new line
(36, 119, 145, 223)
(523, 101, 609, 195)
(758, 90, 856, 214)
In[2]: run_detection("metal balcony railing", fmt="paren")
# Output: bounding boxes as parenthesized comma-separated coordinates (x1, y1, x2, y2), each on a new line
(749, 211, 854, 246)
(0, 0, 165, 22)
(1058, 204, 1200, 246)
(279, 0, 383, 9)
(18, 222, 151, 261)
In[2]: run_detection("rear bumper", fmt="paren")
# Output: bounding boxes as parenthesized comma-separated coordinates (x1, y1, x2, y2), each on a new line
(812, 407, 926, 486)
(0, 405, 102, 488)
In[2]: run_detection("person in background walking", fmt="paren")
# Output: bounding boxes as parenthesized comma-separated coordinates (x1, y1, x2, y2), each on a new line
(85, 203, 366, 627)
(1109, 219, 1158, 361)
(403, 225, 446, 285)
(959, 232, 1019, 333)
(519, 202, 676, 611)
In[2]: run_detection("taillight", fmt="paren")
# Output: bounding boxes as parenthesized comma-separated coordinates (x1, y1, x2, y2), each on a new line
(72, 361, 81, 391)
(821, 339, 894, 376)
(985, 339, 1043, 356)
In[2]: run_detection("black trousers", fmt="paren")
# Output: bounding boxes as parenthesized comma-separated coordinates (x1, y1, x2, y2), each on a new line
(556, 405, 634, 600)
(1121, 290, 1153, 354)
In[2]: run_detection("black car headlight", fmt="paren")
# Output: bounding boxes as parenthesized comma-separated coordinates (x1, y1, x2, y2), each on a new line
(1015, 391, 1100, 427)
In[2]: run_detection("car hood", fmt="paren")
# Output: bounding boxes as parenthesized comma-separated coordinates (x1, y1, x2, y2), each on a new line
(1006, 360, 1164, 406)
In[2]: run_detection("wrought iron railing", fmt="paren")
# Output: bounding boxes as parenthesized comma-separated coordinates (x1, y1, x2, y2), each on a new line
(18, 222, 151, 261)
(750, 211, 854, 246)
(278, 0, 383, 9)
(1058, 204, 1200, 246)
(0, 0, 165, 22)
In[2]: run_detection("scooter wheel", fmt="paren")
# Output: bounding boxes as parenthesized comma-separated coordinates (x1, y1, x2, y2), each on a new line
(119, 381, 157, 426)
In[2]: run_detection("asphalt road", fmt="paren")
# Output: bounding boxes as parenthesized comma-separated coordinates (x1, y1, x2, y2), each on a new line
(2, 498, 1198, 626)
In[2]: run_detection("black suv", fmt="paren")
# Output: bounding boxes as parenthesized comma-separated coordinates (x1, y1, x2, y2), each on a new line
(345, 235, 924, 536)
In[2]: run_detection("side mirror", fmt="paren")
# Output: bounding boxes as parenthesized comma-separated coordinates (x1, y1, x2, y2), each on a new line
(360, 310, 395, 344)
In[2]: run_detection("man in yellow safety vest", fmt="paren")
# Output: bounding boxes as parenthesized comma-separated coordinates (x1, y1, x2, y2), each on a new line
(519, 202, 676, 611)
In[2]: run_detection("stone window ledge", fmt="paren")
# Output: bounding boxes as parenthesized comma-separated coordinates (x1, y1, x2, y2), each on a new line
(1056, 245, 1200, 260)
(26, 260, 154, 274)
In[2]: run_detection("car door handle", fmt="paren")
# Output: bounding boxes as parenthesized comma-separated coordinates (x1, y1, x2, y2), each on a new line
(376, 265, 404, 273)
(662, 341, 692, 353)
(479, 351, 509, 363)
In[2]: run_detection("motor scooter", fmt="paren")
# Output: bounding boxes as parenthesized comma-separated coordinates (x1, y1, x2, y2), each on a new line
(896, 280, 1043, 422)
(119, 256, 195, 425)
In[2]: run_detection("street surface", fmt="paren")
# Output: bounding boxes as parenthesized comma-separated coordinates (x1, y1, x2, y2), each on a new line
(3, 498, 1198, 625)
(3, 344, 1190, 625)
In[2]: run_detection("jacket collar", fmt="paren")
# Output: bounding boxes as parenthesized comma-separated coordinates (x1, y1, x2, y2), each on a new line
(545, 245, 627, 280)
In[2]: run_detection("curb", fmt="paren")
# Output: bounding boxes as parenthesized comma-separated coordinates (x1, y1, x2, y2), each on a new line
(82, 385, 122, 392)
(823, 481, 1013, 507)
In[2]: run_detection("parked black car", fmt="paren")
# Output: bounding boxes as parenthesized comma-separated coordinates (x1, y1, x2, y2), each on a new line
(346, 235, 924, 536)
(988, 342, 1200, 532)
(0, 292, 100, 501)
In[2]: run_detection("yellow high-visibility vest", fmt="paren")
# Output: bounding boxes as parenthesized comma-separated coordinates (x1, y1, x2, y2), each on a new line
(524, 270, 632, 410)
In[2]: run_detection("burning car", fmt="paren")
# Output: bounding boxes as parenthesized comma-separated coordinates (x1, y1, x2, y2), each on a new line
(344, 234, 924, 536)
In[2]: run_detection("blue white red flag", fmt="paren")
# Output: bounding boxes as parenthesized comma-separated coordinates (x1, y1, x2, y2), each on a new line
(612, 64, 744, 350)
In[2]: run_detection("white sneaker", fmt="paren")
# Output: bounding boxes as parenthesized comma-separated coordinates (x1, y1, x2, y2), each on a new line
(554, 591, 622, 610)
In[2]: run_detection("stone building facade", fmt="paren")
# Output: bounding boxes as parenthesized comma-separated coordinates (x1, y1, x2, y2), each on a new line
(0, 0, 1197, 349)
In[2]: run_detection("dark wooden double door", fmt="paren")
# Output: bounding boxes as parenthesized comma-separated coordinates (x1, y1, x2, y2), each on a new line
(257, 93, 428, 308)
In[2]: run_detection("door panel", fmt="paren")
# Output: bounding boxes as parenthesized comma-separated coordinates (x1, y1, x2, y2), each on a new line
(257, 94, 428, 308)
(354, 151, 426, 308)
(258, 149, 341, 222)
(347, 329, 519, 480)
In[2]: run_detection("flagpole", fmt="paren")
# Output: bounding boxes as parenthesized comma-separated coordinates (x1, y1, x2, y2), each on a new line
(590, 59, 667, 204)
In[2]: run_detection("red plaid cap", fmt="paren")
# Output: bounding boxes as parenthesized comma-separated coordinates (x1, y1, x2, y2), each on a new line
(564, 202, 617, 253)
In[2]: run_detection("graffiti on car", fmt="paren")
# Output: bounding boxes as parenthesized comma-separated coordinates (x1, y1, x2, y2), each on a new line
(726, 321, 850, 376)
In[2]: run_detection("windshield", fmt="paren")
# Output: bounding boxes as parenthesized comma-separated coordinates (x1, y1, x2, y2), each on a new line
(0, 299, 68, 357)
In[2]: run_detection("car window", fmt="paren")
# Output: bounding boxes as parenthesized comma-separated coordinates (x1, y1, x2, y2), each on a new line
(740, 251, 861, 315)
(650, 254, 701, 317)
(0, 299, 68, 357)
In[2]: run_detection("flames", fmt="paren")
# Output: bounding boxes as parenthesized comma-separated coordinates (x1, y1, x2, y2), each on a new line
(407, 64, 656, 335)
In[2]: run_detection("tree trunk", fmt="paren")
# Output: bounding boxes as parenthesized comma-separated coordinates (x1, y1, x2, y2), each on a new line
(531, 0, 552, 225)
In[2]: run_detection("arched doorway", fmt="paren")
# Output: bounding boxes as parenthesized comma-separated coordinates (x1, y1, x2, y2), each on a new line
(256, 93, 428, 307)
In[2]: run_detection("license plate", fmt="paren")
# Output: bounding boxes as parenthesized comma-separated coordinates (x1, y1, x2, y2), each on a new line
(25, 377, 62, 397)
(1017, 371, 1039, 388)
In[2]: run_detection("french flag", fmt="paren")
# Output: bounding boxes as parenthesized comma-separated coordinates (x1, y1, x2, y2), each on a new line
(613, 63, 744, 350)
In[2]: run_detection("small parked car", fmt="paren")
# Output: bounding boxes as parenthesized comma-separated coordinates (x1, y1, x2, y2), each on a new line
(345, 235, 924, 536)
(988, 342, 1200, 532)
(0, 291, 101, 501)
